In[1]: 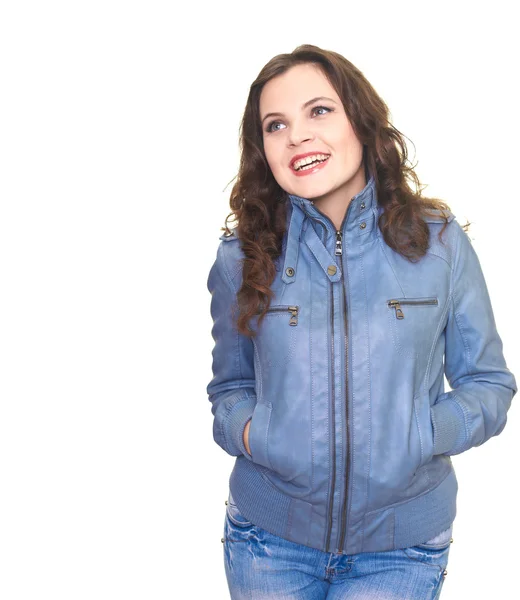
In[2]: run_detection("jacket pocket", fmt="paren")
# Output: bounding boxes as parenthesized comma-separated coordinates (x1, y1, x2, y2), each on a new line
(264, 400, 313, 495)
(254, 304, 300, 368)
(248, 402, 273, 470)
(247, 394, 313, 496)
(413, 390, 435, 473)
(386, 297, 439, 364)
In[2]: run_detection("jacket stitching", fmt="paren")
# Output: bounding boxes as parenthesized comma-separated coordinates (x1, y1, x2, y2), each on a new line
(310, 264, 316, 495)
(376, 235, 406, 297)
(323, 268, 332, 548)
(364, 468, 452, 516)
(219, 244, 244, 383)
(217, 244, 249, 454)
(412, 395, 425, 473)
(448, 225, 471, 448)
(217, 250, 234, 453)
(251, 338, 274, 471)
(421, 295, 452, 469)
(360, 244, 372, 547)
(424, 295, 451, 389)
(371, 205, 381, 239)
(451, 231, 471, 373)
(447, 391, 469, 451)
(343, 237, 353, 543)
(426, 249, 450, 268)
(251, 338, 263, 402)
(229, 260, 242, 281)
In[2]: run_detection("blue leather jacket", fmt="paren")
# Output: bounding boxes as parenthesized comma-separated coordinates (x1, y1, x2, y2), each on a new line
(206, 174, 517, 554)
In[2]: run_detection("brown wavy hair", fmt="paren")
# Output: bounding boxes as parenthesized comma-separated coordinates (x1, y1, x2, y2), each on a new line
(222, 44, 455, 337)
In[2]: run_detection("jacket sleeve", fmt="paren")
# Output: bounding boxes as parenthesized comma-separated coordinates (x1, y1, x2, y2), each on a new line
(431, 220, 517, 456)
(206, 241, 256, 459)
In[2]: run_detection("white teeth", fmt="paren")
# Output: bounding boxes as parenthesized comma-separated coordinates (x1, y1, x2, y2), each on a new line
(299, 162, 324, 171)
(292, 154, 330, 171)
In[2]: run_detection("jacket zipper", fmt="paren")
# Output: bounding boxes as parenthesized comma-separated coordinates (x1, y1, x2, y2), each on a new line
(335, 229, 351, 554)
(387, 298, 438, 319)
(325, 277, 336, 553)
(296, 202, 353, 554)
(263, 305, 300, 326)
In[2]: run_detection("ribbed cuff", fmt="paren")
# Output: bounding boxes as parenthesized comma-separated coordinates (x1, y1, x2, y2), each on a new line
(431, 397, 467, 455)
(225, 397, 256, 458)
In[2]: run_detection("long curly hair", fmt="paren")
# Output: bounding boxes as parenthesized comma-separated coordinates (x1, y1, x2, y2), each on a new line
(222, 44, 453, 337)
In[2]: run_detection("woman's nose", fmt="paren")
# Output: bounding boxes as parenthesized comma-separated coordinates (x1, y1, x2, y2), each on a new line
(288, 124, 315, 147)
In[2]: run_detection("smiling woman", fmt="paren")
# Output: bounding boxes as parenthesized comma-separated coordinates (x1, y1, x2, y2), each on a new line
(260, 65, 366, 211)
(206, 43, 517, 600)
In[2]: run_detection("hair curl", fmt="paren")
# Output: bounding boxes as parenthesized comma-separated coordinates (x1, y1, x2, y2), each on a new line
(221, 44, 455, 337)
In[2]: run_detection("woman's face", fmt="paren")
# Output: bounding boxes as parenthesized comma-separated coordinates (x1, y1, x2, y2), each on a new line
(259, 63, 365, 203)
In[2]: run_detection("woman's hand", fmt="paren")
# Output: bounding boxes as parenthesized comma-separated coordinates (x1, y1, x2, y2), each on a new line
(243, 419, 251, 456)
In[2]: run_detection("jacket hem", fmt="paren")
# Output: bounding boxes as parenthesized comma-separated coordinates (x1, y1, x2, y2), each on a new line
(229, 456, 457, 554)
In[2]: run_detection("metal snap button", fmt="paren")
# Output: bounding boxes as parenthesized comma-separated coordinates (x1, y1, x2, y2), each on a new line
(450, 537, 453, 544)
(327, 265, 337, 276)
(360, 222, 366, 229)
(285, 267, 295, 277)
(221, 538, 225, 543)
(225, 500, 228, 505)
(360, 202, 365, 209)
(443, 569, 448, 578)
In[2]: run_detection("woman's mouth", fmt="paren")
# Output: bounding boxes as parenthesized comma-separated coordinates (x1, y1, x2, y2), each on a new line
(291, 154, 331, 177)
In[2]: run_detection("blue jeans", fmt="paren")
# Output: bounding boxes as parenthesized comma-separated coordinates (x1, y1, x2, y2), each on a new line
(223, 491, 451, 599)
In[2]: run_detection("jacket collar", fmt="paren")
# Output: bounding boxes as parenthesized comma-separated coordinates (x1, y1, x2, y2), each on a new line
(287, 172, 379, 238)
(282, 174, 379, 284)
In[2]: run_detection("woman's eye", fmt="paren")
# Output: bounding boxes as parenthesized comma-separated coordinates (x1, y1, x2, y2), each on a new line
(266, 121, 285, 133)
(265, 106, 332, 133)
(312, 105, 332, 117)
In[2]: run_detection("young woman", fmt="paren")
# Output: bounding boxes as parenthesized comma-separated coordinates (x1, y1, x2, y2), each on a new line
(206, 44, 517, 599)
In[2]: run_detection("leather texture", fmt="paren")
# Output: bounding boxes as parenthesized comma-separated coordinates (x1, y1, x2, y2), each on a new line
(207, 173, 517, 554)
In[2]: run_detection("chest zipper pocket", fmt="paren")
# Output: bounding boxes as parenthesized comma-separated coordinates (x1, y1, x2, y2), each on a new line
(264, 305, 299, 326)
(387, 297, 438, 319)
(255, 305, 300, 368)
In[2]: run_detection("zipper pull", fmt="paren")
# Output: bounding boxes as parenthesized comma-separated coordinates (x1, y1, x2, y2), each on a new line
(335, 231, 343, 256)
(288, 306, 299, 326)
(388, 300, 404, 319)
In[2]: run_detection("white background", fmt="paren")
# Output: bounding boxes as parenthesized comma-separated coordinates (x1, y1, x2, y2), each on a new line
(1, 1, 518, 598)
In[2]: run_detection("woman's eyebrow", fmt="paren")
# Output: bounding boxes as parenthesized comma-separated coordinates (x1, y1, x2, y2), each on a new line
(261, 96, 337, 124)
